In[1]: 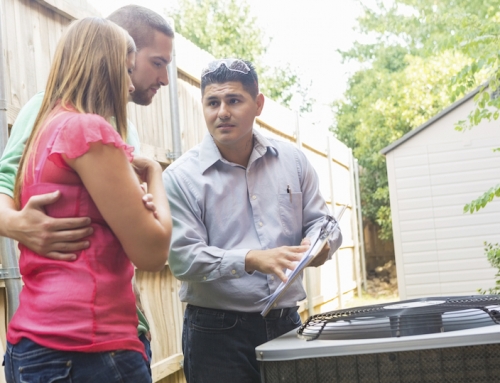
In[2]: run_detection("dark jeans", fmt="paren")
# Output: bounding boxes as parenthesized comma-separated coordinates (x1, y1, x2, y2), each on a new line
(4, 338, 151, 383)
(139, 332, 152, 376)
(182, 304, 301, 383)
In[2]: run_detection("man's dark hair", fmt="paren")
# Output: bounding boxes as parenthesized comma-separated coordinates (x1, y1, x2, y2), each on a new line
(201, 60, 259, 99)
(107, 5, 174, 50)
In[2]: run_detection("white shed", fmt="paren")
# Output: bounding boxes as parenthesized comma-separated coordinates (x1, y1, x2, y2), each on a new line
(381, 88, 500, 299)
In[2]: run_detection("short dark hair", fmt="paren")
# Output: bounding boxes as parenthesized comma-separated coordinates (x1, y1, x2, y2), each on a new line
(107, 5, 174, 51)
(201, 59, 259, 99)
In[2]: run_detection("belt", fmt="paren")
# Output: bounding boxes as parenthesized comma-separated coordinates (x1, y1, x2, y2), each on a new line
(265, 306, 299, 319)
(186, 304, 299, 319)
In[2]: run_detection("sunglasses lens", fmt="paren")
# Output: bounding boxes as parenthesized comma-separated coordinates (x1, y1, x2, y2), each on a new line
(202, 59, 250, 77)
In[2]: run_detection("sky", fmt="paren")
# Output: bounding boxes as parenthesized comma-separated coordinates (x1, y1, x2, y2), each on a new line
(87, 0, 368, 130)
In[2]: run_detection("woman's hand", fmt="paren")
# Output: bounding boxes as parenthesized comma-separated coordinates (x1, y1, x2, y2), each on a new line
(140, 183, 159, 219)
(132, 155, 162, 184)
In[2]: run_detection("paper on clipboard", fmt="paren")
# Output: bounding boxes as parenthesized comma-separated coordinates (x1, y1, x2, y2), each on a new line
(260, 205, 347, 317)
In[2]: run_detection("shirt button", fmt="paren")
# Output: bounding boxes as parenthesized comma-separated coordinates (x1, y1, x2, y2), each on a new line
(270, 276, 274, 281)
(203, 276, 207, 281)
(259, 222, 263, 227)
(231, 270, 236, 275)
(252, 195, 257, 200)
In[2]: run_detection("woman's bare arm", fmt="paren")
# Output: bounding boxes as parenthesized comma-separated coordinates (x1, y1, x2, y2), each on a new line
(66, 142, 172, 271)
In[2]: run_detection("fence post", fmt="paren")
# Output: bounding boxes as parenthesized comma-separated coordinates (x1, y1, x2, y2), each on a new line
(354, 158, 367, 288)
(326, 136, 343, 309)
(348, 149, 362, 298)
(295, 112, 315, 317)
(0, 23, 22, 321)
(166, 18, 182, 161)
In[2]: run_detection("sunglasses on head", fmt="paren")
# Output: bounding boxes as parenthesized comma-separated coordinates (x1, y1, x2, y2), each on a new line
(201, 59, 251, 78)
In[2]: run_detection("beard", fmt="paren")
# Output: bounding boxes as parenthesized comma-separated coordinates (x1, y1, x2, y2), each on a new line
(131, 87, 154, 106)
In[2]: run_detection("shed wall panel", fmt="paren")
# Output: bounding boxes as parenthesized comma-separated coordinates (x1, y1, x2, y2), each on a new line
(387, 94, 500, 299)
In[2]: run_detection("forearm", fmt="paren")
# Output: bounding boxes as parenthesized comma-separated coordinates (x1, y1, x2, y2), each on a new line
(145, 163, 171, 231)
(0, 194, 20, 239)
(170, 236, 249, 282)
(141, 163, 172, 267)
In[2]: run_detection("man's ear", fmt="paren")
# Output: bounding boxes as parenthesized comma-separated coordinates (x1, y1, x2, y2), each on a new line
(255, 93, 265, 116)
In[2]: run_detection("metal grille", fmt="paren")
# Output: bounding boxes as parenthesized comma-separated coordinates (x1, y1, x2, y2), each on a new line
(298, 295, 500, 340)
(260, 343, 500, 383)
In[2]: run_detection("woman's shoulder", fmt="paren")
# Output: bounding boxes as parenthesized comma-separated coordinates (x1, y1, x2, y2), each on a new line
(62, 111, 112, 129)
(49, 111, 132, 162)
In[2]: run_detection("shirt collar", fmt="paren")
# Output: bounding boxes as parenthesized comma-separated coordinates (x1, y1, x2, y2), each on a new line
(199, 129, 279, 174)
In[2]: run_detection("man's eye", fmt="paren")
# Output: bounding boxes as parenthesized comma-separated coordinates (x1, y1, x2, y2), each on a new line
(128, 69, 133, 75)
(230, 99, 239, 104)
(153, 62, 161, 68)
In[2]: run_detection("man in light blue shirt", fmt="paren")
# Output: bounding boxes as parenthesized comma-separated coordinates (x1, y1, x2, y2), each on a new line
(163, 59, 342, 383)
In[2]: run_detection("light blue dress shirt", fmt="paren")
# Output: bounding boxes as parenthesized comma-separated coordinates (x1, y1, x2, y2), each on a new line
(163, 129, 342, 312)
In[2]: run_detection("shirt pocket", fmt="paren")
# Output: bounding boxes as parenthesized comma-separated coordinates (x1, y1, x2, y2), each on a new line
(277, 192, 303, 237)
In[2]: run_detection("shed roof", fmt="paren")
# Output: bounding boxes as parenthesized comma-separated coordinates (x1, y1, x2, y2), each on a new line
(380, 86, 482, 155)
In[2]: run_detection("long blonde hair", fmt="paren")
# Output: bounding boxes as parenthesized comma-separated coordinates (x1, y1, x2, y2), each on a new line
(14, 17, 136, 207)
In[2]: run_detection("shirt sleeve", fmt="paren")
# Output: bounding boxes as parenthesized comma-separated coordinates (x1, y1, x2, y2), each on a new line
(297, 148, 343, 259)
(126, 119, 141, 155)
(163, 167, 249, 282)
(47, 114, 134, 170)
(0, 92, 44, 197)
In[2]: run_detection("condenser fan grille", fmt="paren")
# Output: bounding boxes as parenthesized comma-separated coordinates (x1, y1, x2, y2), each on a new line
(260, 343, 500, 383)
(298, 295, 500, 340)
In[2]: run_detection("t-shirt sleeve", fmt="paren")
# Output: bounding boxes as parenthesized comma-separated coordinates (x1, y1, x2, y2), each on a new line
(0, 92, 44, 197)
(47, 114, 134, 170)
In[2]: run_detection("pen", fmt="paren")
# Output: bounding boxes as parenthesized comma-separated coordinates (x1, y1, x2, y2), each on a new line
(287, 185, 292, 202)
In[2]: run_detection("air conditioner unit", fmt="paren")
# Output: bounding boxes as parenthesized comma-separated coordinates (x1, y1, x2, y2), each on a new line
(256, 295, 500, 383)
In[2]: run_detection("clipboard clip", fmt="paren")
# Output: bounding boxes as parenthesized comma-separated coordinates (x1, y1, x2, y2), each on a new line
(319, 215, 336, 239)
(318, 205, 347, 240)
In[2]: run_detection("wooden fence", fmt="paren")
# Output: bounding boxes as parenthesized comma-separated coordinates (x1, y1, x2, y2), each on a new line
(0, 1, 364, 382)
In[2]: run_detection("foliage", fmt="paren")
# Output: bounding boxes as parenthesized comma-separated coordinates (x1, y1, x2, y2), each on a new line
(464, 184, 500, 214)
(171, 0, 314, 113)
(438, 1, 500, 211)
(332, 0, 498, 240)
(478, 242, 500, 295)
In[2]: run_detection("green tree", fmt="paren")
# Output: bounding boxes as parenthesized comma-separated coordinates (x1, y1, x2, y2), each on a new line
(332, 0, 496, 240)
(440, 3, 500, 213)
(171, 0, 314, 113)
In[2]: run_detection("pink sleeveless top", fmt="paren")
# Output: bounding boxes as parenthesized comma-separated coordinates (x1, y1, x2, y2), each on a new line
(7, 109, 146, 359)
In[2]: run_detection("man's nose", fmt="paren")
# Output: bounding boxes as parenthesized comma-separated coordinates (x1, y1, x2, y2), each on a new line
(158, 67, 169, 86)
(218, 103, 230, 119)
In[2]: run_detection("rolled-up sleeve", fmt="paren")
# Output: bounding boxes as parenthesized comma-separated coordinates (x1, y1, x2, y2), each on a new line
(163, 168, 249, 282)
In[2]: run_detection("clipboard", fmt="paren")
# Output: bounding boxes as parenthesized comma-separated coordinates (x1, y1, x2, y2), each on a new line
(260, 205, 347, 317)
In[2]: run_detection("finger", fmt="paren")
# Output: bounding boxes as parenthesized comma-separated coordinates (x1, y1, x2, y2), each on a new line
(49, 226, 94, 243)
(276, 270, 288, 283)
(301, 237, 311, 246)
(47, 217, 92, 232)
(287, 260, 298, 270)
(289, 245, 310, 253)
(26, 191, 61, 209)
(145, 202, 157, 211)
(44, 251, 78, 261)
(47, 239, 91, 253)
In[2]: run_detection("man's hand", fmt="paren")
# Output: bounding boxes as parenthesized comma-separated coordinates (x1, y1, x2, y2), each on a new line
(304, 237, 331, 267)
(245, 244, 310, 283)
(1, 192, 92, 261)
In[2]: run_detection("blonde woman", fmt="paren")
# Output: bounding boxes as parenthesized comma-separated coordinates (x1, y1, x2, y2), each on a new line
(4, 17, 171, 383)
